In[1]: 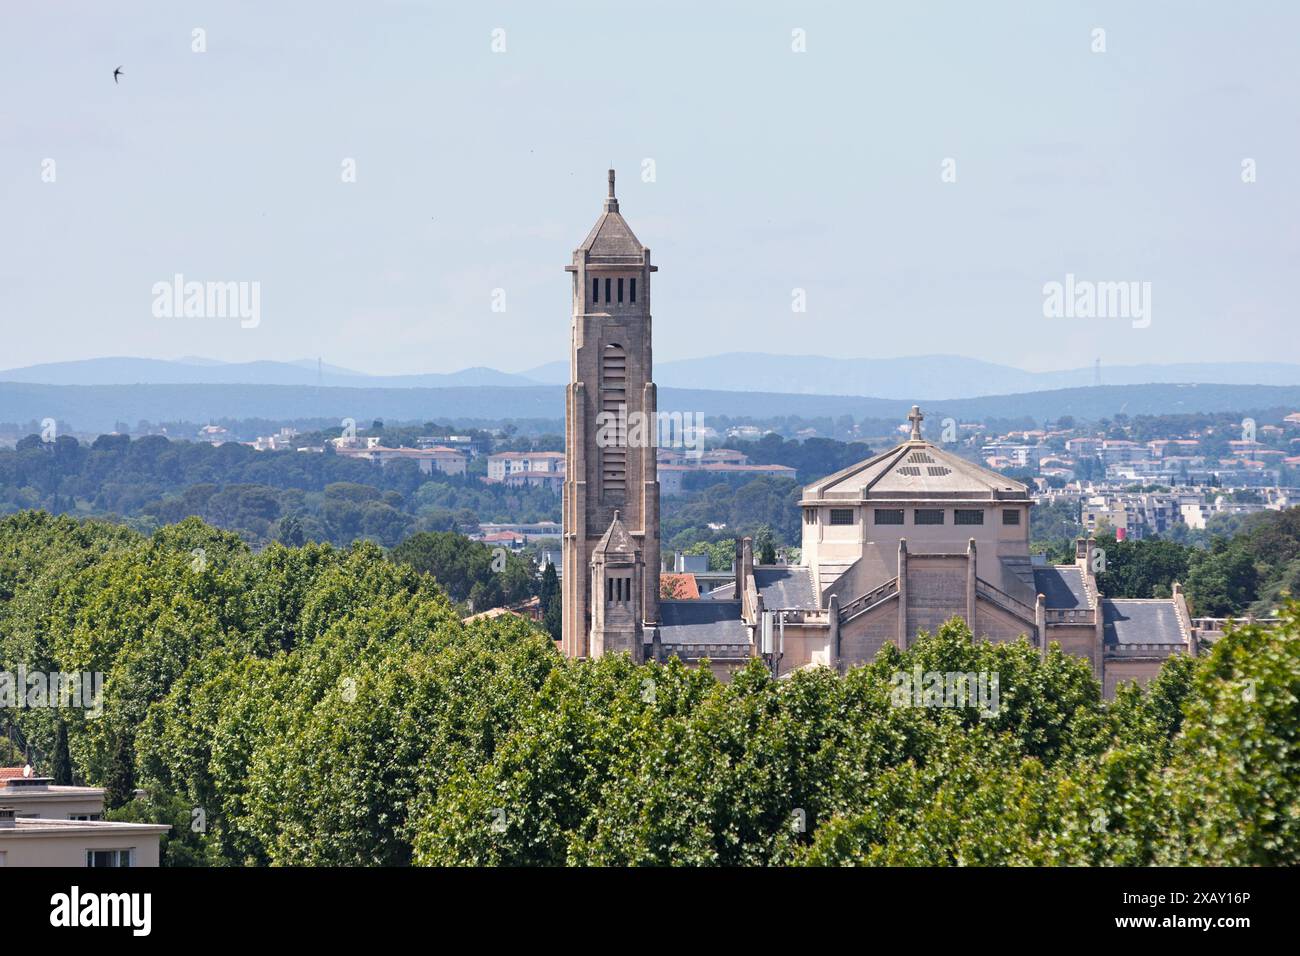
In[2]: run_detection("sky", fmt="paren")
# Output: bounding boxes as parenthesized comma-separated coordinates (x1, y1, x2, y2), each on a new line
(1, 1, 1297, 376)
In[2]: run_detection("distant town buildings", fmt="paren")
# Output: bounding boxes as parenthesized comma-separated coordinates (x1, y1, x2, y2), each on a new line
(655, 448, 796, 496)
(485, 451, 566, 490)
(332, 436, 467, 475)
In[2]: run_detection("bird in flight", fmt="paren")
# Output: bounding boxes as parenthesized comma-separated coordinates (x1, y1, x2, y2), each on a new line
(113, 66, 124, 84)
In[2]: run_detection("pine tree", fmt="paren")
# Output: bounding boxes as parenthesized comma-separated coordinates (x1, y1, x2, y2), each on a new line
(51, 720, 72, 785)
(539, 562, 561, 641)
(103, 731, 135, 809)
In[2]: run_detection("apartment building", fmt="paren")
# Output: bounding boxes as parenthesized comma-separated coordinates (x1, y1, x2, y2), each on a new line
(0, 770, 169, 867)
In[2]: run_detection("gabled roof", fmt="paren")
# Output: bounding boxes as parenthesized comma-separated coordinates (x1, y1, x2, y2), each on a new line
(578, 209, 644, 259)
(804, 436, 1029, 500)
(576, 170, 645, 262)
(594, 511, 636, 555)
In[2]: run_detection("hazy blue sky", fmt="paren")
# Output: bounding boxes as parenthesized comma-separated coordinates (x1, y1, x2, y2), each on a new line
(2, 1, 1297, 375)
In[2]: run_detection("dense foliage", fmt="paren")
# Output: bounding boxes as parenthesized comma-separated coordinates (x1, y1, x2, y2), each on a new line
(1, 511, 1295, 866)
(1092, 507, 1300, 616)
(0, 433, 834, 553)
(0, 434, 559, 547)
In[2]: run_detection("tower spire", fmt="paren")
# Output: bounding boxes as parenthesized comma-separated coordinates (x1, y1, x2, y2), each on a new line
(604, 168, 619, 212)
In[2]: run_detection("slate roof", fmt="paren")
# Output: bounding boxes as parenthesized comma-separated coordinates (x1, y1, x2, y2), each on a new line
(657, 600, 750, 645)
(753, 566, 818, 609)
(803, 436, 1028, 500)
(593, 512, 635, 555)
(1034, 566, 1091, 610)
(579, 209, 644, 260)
(1102, 599, 1188, 646)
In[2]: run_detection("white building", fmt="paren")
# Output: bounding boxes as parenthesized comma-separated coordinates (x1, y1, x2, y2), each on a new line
(486, 451, 566, 481)
(0, 771, 169, 867)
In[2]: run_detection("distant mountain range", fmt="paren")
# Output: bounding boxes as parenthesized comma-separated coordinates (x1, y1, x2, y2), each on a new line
(5, 354, 1300, 400)
(0, 357, 539, 390)
(4, 381, 1300, 436)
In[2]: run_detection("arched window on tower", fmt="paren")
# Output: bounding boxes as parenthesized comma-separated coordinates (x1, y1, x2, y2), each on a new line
(601, 343, 627, 498)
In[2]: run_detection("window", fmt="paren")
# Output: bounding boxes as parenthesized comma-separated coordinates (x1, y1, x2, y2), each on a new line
(914, 509, 945, 525)
(604, 278, 611, 302)
(874, 508, 904, 525)
(829, 508, 855, 526)
(630, 277, 637, 302)
(87, 849, 133, 868)
(617, 277, 624, 303)
(70, 814, 101, 822)
(1002, 509, 1021, 525)
(954, 509, 984, 525)
(592, 277, 600, 302)
(804, 509, 817, 525)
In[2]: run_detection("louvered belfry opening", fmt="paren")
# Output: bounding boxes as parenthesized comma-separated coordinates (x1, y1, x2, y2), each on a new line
(601, 343, 627, 498)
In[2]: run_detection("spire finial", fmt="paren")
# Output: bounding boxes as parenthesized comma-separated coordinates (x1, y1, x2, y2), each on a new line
(908, 405, 924, 441)
(604, 169, 619, 212)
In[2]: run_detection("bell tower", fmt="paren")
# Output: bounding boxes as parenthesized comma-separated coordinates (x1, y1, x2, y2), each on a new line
(562, 170, 660, 660)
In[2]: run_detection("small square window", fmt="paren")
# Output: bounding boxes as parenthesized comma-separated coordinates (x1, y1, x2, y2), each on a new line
(914, 509, 945, 525)
(829, 508, 855, 526)
(954, 509, 984, 525)
(1002, 509, 1021, 525)
(874, 508, 904, 525)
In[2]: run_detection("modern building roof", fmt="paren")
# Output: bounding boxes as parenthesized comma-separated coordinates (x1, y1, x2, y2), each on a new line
(1102, 599, 1189, 646)
(657, 600, 750, 645)
(0, 817, 170, 837)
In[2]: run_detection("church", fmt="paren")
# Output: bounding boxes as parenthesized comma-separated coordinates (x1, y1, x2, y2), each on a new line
(561, 172, 1198, 698)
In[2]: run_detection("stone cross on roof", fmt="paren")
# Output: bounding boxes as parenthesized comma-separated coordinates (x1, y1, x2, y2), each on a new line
(908, 405, 924, 441)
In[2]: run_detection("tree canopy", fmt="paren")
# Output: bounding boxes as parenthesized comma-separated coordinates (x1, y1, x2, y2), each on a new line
(1, 510, 1295, 866)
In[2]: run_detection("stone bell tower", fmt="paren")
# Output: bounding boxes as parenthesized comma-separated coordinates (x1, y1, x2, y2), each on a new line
(561, 170, 660, 660)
